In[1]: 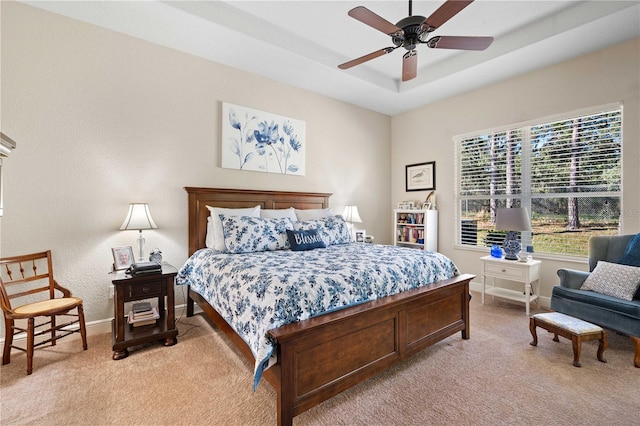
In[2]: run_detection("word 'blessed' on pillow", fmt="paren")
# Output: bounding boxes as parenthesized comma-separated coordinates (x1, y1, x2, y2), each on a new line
(286, 229, 327, 251)
(580, 260, 640, 301)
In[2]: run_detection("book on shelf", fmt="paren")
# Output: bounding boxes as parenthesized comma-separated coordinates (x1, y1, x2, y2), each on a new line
(128, 306, 159, 327)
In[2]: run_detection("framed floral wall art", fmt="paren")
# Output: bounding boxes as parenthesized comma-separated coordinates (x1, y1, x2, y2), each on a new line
(221, 102, 305, 175)
(406, 161, 435, 192)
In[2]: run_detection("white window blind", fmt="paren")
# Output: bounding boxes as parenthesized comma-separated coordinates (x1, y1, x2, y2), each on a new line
(455, 104, 622, 257)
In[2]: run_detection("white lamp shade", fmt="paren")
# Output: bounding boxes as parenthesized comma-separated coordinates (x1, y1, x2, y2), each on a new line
(120, 203, 158, 230)
(342, 205, 362, 224)
(495, 208, 531, 231)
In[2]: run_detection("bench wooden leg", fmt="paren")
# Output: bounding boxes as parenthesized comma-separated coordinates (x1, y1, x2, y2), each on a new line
(571, 335, 582, 367)
(529, 318, 538, 346)
(631, 336, 640, 368)
(597, 332, 607, 364)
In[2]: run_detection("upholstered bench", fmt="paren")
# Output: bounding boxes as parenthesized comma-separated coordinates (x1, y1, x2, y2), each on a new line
(529, 312, 607, 367)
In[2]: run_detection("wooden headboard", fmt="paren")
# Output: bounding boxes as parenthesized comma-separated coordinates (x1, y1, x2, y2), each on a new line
(185, 187, 332, 256)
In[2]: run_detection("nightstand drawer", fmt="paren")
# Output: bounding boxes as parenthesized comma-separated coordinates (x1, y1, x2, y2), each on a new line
(128, 281, 162, 298)
(484, 263, 526, 280)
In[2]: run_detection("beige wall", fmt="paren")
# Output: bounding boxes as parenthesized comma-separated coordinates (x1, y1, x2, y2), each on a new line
(392, 38, 640, 306)
(2, 2, 638, 328)
(0, 3, 391, 325)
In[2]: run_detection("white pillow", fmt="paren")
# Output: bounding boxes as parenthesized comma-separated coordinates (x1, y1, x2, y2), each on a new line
(294, 208, 333, 221)
(260, 207, 297, 221)
(206, 205, 261, 251)
(205, 216, 215, 249)
(581, 261, 640, 301)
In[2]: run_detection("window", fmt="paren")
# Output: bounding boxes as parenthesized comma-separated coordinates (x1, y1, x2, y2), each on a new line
(455, 104, 622, 257)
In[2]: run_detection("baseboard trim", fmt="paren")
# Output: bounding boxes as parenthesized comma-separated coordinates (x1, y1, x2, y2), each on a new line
(470, 279, 550, 310)
(3, 285, 550, 346)
(0, 303, 203, 345)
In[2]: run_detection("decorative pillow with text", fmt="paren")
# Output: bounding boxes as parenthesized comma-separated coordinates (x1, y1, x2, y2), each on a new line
(286, 229, 327, 251)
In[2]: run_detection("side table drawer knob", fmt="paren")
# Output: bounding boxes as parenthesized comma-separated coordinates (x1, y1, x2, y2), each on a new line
(128, 281, 162, 298)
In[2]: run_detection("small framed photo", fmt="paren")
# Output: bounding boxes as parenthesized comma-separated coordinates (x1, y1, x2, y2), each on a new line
(112, 246, 134, 271)
(355, 230, 366, 243)
(406, 161, 436, 192)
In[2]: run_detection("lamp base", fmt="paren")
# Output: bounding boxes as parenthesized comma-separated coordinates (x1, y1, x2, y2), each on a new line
(502, 231, 521, 261)
(137, 231, 146, 262)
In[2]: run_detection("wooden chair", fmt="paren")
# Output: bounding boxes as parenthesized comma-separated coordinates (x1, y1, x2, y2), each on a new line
(0, 250, 87, 374)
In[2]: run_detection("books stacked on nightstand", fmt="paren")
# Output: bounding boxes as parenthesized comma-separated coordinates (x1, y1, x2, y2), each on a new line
(128, 302, 159, 328)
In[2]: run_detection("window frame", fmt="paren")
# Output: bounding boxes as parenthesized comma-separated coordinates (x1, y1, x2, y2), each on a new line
(454, 102, 623, 259)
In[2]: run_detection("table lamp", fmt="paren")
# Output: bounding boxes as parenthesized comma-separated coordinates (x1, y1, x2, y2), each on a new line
(120, 203, 158, 261)
(342, 205, 362, 237)
(495, 207, 531, 260)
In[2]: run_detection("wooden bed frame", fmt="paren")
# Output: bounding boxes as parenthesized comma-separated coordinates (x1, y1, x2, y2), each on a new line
(184, 187, 474, 426)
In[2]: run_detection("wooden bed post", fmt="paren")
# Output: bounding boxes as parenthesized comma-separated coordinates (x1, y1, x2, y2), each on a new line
(462, 281, 470, 339)
(277, 344, 294, 426)
(186, 286, 194, 317)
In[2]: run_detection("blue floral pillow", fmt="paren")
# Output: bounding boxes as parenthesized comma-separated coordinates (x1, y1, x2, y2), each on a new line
(294, 215, 352, 246)
(286, 229, 327, 251)
(220, 215, 293, 254)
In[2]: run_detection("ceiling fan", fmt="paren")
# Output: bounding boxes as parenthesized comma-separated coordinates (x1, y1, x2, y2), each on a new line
(338, 0, 494, 82)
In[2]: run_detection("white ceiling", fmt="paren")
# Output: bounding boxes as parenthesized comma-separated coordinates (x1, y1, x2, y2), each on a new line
(24, 0, 640, 115)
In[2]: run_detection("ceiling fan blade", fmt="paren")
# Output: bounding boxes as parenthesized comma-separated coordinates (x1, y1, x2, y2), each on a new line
(348, 6, 403, 36)
(425, 35, 493, 51)
(402, 50, 417, 82)
(338, 47, 396, 70)
(423, 0, 474, 31)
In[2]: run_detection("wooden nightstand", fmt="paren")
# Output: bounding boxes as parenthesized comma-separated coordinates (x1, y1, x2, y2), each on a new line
(111, 263, 178, 360)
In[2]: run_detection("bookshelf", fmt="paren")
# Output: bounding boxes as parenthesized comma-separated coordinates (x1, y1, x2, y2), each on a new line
(393, 209, 438, 251)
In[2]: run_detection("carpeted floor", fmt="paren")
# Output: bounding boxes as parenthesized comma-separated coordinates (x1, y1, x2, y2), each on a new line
(1, 294, 638, 425)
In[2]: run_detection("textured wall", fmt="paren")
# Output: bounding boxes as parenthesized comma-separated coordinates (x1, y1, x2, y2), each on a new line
(391, 38, 640, 305)
(0, 3, 391, 327)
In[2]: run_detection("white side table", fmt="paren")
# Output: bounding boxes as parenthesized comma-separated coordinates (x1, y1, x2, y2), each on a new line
(480, 255, 541, 315)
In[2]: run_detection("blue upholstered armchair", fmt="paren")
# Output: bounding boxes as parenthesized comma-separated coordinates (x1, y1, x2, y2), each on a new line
(550, 234, 640, 368)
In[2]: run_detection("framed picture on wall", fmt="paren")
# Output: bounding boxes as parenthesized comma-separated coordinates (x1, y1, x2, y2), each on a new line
(406, 161, 436, 192)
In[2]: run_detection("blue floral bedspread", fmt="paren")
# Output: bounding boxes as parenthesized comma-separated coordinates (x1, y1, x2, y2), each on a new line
(175, 243, 459, 388)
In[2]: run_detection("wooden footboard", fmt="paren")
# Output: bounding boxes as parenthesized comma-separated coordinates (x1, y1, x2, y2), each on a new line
(188, 273, 473, 426)
(269, 273, 472, 426)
